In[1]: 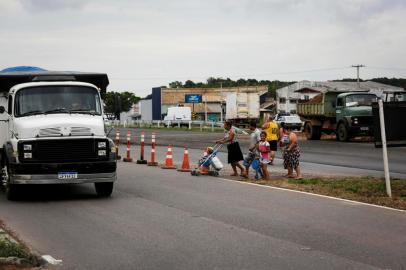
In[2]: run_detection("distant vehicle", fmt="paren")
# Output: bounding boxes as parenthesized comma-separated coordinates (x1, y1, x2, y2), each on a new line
(297, 91, 377, 141)
(163, 106, 191, 126)
(274, 113, 303, 131)
(226, 91, 260, 128)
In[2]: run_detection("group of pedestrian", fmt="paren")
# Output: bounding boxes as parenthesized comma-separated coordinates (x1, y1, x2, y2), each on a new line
(216, 117, 302, 180)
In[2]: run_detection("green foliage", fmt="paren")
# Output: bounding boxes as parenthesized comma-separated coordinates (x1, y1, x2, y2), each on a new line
(0, 239, 29, 258)
(370, 77, 406, 90)
(103, 91, 140, 114)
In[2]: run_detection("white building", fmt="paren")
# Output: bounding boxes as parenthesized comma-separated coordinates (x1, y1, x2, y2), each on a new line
(276, 80, 404, 114)
(139, 99, 152, 121)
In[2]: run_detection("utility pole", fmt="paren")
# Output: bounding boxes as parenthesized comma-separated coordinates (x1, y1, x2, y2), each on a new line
(351, 64, 365, 88)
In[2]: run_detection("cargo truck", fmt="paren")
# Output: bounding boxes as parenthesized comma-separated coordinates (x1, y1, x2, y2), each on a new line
(0, 70, 117, 200)
(297, 91, 377, 141)
(225, 91, 260, 127)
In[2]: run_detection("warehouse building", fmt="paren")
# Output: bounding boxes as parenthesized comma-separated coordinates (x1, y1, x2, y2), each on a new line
(149, 86, 268, 121)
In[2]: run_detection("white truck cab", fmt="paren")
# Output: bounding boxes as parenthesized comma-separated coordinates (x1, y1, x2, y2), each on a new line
(0, 71, 117, 200)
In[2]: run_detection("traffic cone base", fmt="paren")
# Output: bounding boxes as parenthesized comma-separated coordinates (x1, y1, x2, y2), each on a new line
(137, 159, 148, 164)
(162, 165, 176, 169)
(123, 157, 133, 162)
(147, 161, 158, 166)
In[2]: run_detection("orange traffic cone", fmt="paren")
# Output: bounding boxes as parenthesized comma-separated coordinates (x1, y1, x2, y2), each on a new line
(178, 147, 191, 172)
(123, 130, 133, 162)
(147, 132, 158, 166)
(162, 145, 176, 169)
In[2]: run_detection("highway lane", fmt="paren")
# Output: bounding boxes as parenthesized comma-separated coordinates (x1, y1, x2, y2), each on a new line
(1, 162, 405, 269)
(111, 128, 406, 176)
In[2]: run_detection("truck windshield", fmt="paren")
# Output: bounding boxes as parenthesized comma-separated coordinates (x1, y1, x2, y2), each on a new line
(345, 94, 377, 106)
(15, 86, 102, 117)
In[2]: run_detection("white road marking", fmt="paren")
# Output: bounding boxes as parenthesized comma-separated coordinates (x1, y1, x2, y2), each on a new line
(217, 177, 406, 213)
(41, 255, 63, 265)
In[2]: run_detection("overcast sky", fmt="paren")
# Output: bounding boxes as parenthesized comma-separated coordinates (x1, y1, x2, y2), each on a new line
(1, 0, 406, 96)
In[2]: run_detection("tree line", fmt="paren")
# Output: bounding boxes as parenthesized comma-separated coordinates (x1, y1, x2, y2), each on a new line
(168, 77, 295, 98)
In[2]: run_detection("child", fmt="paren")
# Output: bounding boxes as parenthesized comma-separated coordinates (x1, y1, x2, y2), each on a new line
(257, 131, 271, 180)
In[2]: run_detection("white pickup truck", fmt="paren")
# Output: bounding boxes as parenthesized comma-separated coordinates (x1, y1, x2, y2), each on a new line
(0, 70, 117, 200)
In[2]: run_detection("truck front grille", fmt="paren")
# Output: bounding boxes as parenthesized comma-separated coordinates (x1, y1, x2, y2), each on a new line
(18, 139, 108, 163)
(355, 116, 373, 126)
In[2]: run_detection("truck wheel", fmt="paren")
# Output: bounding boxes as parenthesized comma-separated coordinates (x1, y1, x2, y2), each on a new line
(2, 164, 18, 201)
(337, 123, 349, 142)
(95, 182, 114, 197)
(304, 123, 321, 140)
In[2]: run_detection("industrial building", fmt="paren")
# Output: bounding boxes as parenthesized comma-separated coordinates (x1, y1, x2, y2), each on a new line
(276, 81, 405, 114)
(146, 86, 268, 121)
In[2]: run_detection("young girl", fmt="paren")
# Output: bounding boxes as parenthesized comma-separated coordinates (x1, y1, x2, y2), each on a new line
(257, 131, 271, 180)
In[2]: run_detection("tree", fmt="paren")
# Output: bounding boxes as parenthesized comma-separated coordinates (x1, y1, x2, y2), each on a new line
(169, 81, 183, 88)
(184, 80, 196, 88)
(103, 91, 140, 119)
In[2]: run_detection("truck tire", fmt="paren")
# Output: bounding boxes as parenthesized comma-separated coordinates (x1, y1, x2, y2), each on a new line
(336, 122, 349, 142)
(304, 123, 321, 140)
(2, 164, 18, 201)
(95, 182, 114, 197)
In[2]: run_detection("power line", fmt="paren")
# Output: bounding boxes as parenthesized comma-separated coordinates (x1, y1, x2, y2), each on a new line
(366, 66, 406, 71)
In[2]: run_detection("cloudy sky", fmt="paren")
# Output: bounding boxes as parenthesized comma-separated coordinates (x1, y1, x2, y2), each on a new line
(1, 0, 406, 96)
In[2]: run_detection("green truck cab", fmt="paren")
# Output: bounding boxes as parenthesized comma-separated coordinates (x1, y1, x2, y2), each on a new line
(297, 91, 377, 141)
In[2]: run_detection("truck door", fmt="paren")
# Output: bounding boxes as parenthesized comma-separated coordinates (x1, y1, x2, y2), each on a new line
(335, 96, 344, 122)
(0, 93, 9, 148)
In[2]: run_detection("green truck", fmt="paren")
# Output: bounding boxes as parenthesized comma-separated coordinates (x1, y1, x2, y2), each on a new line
(297, 91, 377, 141)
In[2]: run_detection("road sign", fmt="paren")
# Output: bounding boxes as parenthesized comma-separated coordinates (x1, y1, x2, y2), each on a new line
(185, 94, 202, 103)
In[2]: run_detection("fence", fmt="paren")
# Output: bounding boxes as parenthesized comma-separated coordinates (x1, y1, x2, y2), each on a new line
(106, 120, 248, 134)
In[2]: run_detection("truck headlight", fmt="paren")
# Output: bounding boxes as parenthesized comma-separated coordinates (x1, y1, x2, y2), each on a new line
(98, 150, 107, 156)
(98, 142, 107, 148)
(23, 144, 32, 151)
(353, 118, 358, 124)
(24, 152, 32, 159)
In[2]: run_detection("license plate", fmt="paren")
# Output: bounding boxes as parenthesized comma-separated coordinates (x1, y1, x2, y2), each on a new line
(58, 172, 78, 179)
(360, 127, 369, 131)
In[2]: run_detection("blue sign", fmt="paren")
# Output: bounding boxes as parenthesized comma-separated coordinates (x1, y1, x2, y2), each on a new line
(185, 94, 202, 103)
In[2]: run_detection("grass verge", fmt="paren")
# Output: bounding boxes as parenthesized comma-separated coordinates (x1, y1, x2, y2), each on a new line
(0, 222, 41, 269)
(243, 176, 406, 210)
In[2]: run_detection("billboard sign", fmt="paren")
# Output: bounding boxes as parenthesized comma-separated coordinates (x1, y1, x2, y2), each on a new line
(185, 94, 202, 103)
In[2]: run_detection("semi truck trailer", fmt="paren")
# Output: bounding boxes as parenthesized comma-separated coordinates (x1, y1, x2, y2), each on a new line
(0, 70, 117, 200)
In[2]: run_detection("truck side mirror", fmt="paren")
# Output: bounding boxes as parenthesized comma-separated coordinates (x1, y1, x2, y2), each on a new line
(0, 106, 5, 114)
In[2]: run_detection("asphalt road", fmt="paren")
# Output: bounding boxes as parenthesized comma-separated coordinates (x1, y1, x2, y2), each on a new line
(1, 162, 405, 270)
(111, 128, 406, 176)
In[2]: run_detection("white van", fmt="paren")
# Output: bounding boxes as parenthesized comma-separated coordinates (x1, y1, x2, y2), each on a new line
(164, 107, 191, 121)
